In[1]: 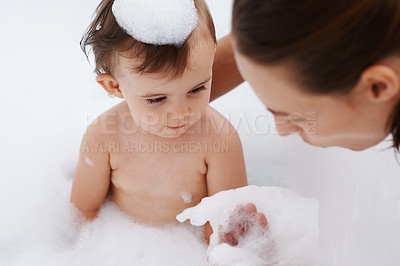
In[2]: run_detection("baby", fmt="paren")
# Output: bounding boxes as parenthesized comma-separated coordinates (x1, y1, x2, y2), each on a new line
(70, 0, 247, 241)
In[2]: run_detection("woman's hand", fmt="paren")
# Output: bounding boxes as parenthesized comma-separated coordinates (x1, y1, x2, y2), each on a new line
(218, 203, 269, 246)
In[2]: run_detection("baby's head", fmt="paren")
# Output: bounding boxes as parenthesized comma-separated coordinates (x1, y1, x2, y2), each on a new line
(81, 0, 216, 138)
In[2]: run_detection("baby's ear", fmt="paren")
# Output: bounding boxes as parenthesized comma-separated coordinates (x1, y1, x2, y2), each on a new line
(96, 74, 124, 99)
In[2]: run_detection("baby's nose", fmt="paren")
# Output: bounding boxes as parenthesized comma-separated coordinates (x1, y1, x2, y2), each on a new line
(168, 104, 191, 120)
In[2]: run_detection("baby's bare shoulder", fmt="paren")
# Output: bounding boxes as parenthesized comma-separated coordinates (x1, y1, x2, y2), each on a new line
(96, 101, 130, 125)
(86, 101, 133, 142)
(202, 106, 238, 140)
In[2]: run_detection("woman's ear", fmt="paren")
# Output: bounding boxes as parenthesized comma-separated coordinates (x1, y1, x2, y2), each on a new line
(359, 65, 400, 103)
(96, 74, 124, 99)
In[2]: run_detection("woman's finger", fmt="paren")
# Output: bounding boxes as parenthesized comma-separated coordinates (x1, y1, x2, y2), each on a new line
(256, 212, 269, 229)
(219, 232, 239, 246)
(245, 203, 257, 215)
(218, 203, 269, 246)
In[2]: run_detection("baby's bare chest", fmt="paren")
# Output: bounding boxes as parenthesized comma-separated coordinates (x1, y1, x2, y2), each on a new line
(109, 142, 207, 194)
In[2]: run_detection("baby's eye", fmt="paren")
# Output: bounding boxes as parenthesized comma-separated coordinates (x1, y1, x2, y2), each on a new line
(146, 97, 166, 104)
(189, 86, 207, 94)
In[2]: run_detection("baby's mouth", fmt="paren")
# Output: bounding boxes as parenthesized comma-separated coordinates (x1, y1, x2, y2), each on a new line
(167, 124, 186, 130)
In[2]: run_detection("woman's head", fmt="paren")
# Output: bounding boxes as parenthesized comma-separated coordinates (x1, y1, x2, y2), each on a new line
(232, 0, 400, 150)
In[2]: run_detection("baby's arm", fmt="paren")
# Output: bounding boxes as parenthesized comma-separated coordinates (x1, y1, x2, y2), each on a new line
(205, 122, 247, 195)
(204, 120, 248, 241)
(70, 120, 111, 220)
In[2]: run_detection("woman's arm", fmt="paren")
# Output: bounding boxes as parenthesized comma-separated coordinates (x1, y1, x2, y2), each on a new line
(211, 34, 244, 101)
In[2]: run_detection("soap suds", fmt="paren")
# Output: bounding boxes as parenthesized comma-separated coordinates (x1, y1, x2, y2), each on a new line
(112, 0, 198, 46)
(180, 191, 192, 204)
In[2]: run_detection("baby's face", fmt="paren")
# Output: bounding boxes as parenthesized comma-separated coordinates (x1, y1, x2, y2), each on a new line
(116, 38, 216, 139)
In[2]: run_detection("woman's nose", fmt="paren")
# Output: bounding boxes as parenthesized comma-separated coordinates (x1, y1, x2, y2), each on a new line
(274, 116, 302, 136)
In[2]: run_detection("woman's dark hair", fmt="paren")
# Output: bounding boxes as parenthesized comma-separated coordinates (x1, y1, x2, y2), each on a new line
(232, 0, 400, 149)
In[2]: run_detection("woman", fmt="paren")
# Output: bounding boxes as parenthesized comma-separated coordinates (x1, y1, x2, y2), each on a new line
(211, 0, 400, 245)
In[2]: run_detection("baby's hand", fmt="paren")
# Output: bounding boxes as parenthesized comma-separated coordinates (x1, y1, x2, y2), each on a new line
(218, 203, 268, 246)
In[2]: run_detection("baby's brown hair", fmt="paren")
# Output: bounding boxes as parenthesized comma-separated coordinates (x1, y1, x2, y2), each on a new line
(81, 0, 216, 78)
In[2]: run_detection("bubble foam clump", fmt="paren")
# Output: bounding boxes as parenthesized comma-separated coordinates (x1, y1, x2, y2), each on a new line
(177, 185, 320, 266)
(112, 0, 198, 46)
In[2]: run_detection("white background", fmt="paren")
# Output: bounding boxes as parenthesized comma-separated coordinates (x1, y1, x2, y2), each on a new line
(1, 0, 400, 265)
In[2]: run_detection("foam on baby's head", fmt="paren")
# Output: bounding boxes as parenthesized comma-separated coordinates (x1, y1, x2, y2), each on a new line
(81, 0, 216, 79)
(112, 0, 198, 46)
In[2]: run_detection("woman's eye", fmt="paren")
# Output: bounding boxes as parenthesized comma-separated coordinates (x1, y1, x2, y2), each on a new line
(146, 97, 166, 104)
(189, 86, 207, 94)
